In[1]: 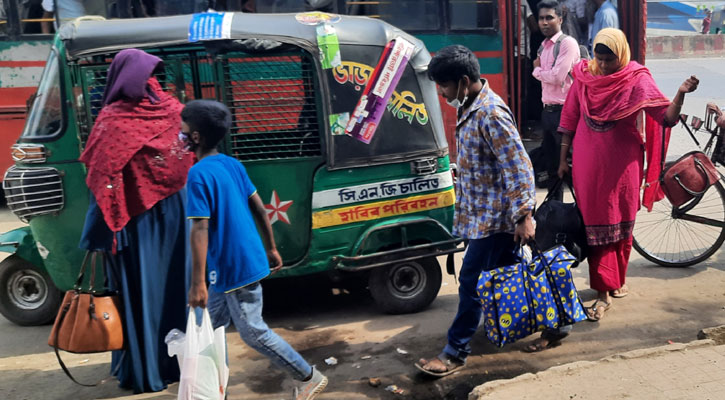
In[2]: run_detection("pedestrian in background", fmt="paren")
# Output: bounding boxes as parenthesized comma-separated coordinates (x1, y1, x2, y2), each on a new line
(416, 45, 537, 376)
(588, 0, 619, 53)
(560, 0, 586, 44)
(702, 9, 712, 34)
(79, 49, 194, 393)
(182, 100, 328, 400)
(533, 0, 581, 202)
(557, 29, 699, 321)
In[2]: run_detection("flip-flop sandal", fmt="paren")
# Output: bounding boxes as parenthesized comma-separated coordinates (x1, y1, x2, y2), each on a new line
(586, 300, 611, 322)
(522, 337, 563, 353)
(610, 285, 629, 298)
(415, 356, 466, 377)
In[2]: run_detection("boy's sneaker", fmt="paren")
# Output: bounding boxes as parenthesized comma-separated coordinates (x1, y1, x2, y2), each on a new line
(293, 367, 328, 400)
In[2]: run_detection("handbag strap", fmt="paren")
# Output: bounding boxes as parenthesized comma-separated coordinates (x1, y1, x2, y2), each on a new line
(52, 300, 125, 387)
(77, 251, 112, 295)
(543, 178, 578, 203)
(73, 252, 92, 289)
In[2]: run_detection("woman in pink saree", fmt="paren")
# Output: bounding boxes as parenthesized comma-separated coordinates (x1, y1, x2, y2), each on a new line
(557, 28, 699, 321)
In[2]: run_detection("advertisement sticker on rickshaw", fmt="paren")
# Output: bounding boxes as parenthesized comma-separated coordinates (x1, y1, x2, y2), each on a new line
(345, 38, 416, 144)
(329, 112, 350, 135)
(333, 62, 429, 126)
(316, 22, 342, 69)
(294, 11, 341, 25)
(188, 12, 234, 42)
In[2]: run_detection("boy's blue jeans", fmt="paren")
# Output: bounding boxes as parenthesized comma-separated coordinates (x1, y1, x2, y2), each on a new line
(442, 233, 571, 362)
(207, 282, 312, 381)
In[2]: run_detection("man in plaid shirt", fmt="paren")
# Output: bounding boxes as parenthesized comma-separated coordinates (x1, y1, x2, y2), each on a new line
(416, 45, 566, 377)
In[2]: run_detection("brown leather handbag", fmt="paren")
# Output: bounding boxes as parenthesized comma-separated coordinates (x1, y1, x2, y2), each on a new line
(48, 252, 124, 386)
(660, 151, 720, 208)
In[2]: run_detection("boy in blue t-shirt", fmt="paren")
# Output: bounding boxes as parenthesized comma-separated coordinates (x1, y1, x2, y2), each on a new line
(182, 100, 327, 400)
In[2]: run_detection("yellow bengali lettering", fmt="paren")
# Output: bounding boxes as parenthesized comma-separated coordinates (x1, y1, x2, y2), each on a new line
(311, 188, 455, 229)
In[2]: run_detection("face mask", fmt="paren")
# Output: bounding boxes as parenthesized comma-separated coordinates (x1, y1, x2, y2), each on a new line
(179, 131, 195, 152)
(445, 79, 468, 109)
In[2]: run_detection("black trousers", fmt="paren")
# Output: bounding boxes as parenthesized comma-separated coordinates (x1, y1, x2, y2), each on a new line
(541, 107, 564, 201)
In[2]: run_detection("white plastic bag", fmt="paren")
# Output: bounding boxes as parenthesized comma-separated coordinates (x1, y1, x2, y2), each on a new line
(171, 309, 229, 400)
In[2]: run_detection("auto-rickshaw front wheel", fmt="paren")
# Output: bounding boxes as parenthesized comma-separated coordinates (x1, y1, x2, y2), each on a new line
(0, 255, 62, 326)
(369, 257, 442, 314)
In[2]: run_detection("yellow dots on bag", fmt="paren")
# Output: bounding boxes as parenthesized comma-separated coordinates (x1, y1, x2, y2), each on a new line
(487, 318, 495, 326)
(537, 325, 545, 331)
(482, 291, 489, 298)
(499, 313, 512, 328)
(546, 307, 556, 320)
(511, 286, 517, 293)
(569, 290, 575, 299)
(503, 286, 510, 294)
(534, 282, 539, 288)
(495, 283, 501, 289)
(533, 299, 539, 307)
(521, 305, 529, 313)
(495, 293, 502, 300)
(485, 281, 492, 288)
(561, 283, 566, 289)
(506, 295, 511, 300)
(557, 268, 566, 277)
(536, 314, 543, 322)
(525, 281, 530, 289)
(478, 285, 483, 290)
(541, 286, 547, 294)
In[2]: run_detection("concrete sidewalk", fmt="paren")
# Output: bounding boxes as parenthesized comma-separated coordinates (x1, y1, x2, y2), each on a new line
(469, 330, 725, 400)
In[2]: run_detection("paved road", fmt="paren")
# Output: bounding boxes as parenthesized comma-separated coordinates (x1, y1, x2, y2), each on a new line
(1, 58, 725, 400)
(649, 57, 725, 158)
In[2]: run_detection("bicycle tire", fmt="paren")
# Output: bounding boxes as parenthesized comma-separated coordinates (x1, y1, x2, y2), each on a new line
(633, 181, 725, 267)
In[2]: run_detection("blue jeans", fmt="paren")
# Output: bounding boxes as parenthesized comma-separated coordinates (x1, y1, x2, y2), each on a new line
(207, 282, 312, 381)
(442, 233, 571, 362)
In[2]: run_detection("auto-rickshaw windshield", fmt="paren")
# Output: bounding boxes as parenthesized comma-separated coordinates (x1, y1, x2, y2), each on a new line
(22, 51, 62, 138)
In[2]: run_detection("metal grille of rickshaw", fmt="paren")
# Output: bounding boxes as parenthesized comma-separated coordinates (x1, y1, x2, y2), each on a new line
(3, 166, 64, 221)
(221, 52, 322, 161)
(72, 50, 216, 147)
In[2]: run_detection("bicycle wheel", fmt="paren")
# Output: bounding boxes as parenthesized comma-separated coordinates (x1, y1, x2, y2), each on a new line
(633, 181, 725, 267)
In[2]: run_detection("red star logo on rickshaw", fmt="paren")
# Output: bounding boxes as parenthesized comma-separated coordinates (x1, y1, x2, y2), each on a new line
(264, 190, 293, 225)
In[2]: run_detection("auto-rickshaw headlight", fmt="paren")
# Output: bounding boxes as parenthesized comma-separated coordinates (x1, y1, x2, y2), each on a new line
(11, 144, 48, 163)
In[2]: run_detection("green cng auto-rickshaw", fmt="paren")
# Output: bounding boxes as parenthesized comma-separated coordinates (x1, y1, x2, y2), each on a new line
(0, 12, 462, 325)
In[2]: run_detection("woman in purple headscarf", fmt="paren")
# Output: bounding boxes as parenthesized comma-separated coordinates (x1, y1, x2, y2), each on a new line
(79, 48, 194, 393)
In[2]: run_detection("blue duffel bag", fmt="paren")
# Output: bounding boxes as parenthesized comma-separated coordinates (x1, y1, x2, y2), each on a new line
(477, 244, 586, 347)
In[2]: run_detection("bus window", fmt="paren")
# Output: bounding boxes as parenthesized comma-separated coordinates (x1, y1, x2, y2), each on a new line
(19, 0, 46, 34)
(346, 1, 441, 31)
(256, 0, 306, 13)
(0, 0, 7, 35)
(448, 0, 495, 30)
(22, 51, 61, 138)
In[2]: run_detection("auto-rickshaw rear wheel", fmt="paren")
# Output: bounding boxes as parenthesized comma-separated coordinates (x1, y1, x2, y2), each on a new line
(0, 255, 62, 326)
(369, 257, 441, 314)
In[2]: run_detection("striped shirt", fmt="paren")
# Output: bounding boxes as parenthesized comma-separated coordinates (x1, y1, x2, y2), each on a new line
(453, 81, 536, 239)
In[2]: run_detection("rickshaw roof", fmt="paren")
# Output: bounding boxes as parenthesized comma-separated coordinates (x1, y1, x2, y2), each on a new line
(58, 13, 428, 66)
